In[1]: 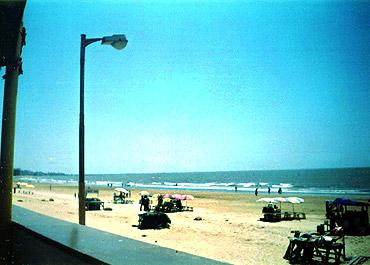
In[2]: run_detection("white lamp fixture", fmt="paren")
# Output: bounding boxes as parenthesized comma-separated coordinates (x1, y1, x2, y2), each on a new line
(101, 34, 128, 50)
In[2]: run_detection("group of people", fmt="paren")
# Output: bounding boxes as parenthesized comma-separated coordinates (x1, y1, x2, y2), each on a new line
(139, 195, 150, 211)
(140, 194, 184, 213)
(255, 187, 282, 196)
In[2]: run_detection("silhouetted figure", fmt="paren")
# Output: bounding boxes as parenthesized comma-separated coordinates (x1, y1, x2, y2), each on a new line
(176, 199, 182, 211)
(255, 188, 258, 196)
(278, 187, 282, 194)
(155, 194, 163, 211)
(235, 186, 238, 192)
(268, 187, 271, 194)
(143, 195, 150, 211)
(140, 195, 144, 211)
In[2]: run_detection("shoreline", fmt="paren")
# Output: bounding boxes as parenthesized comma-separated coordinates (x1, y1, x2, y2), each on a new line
(14, 178, 370, 197)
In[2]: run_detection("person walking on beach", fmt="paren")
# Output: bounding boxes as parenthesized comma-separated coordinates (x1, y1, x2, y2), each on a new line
(140, 195, 144, 211)
(143, 195, 150, 211)
(255, 188, 258, 196)
(278, 187, 282, 194)
(268, 186, 271, 194)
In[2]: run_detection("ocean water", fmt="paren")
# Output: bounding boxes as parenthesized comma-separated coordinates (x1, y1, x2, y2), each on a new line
(15, 167, 370, 196)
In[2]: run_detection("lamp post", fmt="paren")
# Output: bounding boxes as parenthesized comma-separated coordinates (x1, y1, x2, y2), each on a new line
(79, 34, 127, 225)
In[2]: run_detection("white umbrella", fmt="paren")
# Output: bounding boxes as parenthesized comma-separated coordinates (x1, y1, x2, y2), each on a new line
(286, 197, 304, 204)
(274, 197, 287, 203)
(257, 198, 276, 203)
(114, 188, 129, 194)
(285, 197, 304, 212)
(139, 191, 150, 196)
(272, 197, 287, 210)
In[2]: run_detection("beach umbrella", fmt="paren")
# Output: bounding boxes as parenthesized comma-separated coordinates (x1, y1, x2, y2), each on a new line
(273, 197, 287, 210)
(163, 194, 173, 199)
(182, 194, 194, 206)
(114, 188, 129, 194)
(274, 197, 287, 203)
(152, 193, 162, 198)
(257, 198, 276, 203)
(173, 194, 185, 200)
(285, 197, 304, 212)
(139, 191, 149, 196)
(16, 182, 28, 187)
(183, 195, 194, 200)
(286, 197, 304, 204)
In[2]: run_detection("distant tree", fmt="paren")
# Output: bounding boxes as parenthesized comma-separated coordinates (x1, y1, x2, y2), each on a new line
(13, 168, 21, 176)
(12, 168, 68, 176)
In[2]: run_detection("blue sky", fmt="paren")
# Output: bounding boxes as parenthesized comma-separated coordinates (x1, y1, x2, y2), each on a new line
(2, 0, 370, 174)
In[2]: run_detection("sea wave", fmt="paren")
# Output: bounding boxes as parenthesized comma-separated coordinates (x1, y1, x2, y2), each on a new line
(14, 172, 370, 196)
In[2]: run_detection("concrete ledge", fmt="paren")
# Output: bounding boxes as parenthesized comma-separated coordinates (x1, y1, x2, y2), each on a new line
(12, 205, 229, 265)
(1, 223, 105, 265)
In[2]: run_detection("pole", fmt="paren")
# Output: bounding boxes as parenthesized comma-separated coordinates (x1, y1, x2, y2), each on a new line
(78, 34, 124, 225)
(0, 22, 24, 232)
(79, 34, 86, 225)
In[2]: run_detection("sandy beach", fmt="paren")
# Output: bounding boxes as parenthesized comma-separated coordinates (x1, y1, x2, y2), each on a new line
(12, 184, 370, 265)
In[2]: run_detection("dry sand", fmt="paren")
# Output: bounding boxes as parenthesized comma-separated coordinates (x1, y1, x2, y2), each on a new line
(13, 184, 370, 264)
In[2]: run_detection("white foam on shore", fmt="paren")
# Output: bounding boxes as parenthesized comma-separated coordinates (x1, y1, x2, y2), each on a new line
(14, 176, 368, 196)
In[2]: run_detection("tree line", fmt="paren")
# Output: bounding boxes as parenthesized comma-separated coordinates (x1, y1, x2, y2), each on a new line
(13, 168, 67, 176)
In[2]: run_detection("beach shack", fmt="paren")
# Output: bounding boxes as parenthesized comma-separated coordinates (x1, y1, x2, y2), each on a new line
(261, 203, 281, 222)
(113, 188, 133, 204)
(85, 187, 104, 211)
(258, 197, 306, 222)
(326, 198, 370, 235)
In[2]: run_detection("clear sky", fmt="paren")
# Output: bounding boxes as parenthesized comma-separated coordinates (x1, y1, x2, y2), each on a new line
(2, 0, 369, 174)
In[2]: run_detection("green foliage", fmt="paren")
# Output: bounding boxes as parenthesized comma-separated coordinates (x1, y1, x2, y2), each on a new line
(13, 168, 67, 176)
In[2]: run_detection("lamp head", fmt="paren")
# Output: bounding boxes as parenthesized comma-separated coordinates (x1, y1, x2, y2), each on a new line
(101, 34, 128, 50)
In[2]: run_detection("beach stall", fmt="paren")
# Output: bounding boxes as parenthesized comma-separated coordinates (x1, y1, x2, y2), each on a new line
(282, 197, 306, 220)
(154, 194, 194, 213)
(257, 197, 306, 222)
(257, 198, 281, 222)
(284, 230, 345, 264)
(85, 187, 104, 211)
(325, 198, 370, 235)
(113, 188, 132, 204)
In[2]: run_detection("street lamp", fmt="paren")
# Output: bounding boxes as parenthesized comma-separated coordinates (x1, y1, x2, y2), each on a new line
(79, 34, 127, 225)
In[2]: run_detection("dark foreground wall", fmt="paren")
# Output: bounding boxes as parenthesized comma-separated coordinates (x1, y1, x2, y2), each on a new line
(0, 223, 105, 265)
(6, 205, 229, 265)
